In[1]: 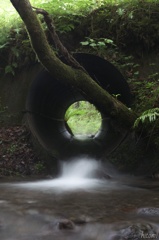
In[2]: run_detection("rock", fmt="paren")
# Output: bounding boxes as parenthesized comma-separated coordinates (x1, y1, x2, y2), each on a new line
(72, 215, 93, 224)
(137, 207, 159, 216)
(117, 223, 157, 240)
(58, 219, 75, 230)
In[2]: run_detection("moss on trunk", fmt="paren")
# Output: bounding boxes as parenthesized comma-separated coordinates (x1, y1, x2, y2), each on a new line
(10, 0, 137, 133)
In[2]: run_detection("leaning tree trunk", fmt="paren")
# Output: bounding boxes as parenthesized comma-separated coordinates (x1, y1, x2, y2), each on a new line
(10, 0, 137, 132)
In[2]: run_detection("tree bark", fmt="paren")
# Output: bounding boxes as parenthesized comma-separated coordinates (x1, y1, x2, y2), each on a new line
(10, 0, 137, 131)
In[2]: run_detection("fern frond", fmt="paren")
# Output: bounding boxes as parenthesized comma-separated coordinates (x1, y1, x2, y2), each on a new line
(134, 108, 159, 128)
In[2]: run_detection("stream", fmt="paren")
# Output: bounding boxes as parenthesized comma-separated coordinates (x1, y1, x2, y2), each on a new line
(0, 157, 159, 239)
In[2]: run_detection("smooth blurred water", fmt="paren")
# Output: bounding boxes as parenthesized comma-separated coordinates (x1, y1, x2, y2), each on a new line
(1, 157, 159, 239)
(14, 157, 115, 192)
(59, 158, 101, 178)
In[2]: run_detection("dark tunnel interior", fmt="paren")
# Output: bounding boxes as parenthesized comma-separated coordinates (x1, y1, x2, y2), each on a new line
(26, 53, 132, 160)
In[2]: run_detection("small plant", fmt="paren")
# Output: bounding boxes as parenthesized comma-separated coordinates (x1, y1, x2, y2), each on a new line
(7, 144, 18, 154)
(35, 162, 45, 173)
(81, 37, 116, 48)
(5, 63, 18, 76)
(80, 37, 117, 57)
(134, 108, 159, 128)
(0, 99, 8, 113)
(112, 93, 121, 99)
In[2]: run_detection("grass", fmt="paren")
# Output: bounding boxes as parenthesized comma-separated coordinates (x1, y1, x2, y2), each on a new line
(65, 101, 102, 136)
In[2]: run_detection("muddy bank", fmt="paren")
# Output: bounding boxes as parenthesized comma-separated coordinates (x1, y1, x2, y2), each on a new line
(0, 125, 47, 176)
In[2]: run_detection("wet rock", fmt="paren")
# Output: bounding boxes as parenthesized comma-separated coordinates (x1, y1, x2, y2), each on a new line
(58, 219, 75, 230)
(151, 173, 159, 180)
(72, 215, 94, 224)
(117, 223, 157, 240)
(137, 207, 159, 216)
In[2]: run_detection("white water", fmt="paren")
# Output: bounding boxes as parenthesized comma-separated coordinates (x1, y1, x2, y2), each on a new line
(59, 157, 105, 178)
(15, 157, 116, 191)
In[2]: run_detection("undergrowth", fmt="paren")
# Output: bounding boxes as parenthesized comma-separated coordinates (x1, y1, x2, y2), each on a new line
(65, 101, 102, 136)
(0, 0, 159, 174)
(1, 0, 159, 75)
(1, 0, 159, 145)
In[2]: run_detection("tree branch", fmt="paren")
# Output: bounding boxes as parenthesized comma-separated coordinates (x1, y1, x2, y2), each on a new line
(32, 7, 87, 73)
(10, 0, 137, 131)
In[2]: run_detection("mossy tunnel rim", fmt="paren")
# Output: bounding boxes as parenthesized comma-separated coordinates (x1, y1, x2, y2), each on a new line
(26, 53, 132, 160)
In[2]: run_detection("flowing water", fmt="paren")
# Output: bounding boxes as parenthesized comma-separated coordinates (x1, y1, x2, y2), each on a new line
(0, 157, 159, 239)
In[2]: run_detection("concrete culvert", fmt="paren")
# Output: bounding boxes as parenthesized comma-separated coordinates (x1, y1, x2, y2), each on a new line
(26, 53, 132, 160)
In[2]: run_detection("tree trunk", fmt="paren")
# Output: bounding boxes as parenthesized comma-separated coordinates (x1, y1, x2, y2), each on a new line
(10, 0, 137, 132)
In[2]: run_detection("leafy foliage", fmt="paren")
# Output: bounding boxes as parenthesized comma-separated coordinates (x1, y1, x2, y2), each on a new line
(65, 101, 102, 136)
(80, 37, 117, 58)
(134, 108, 159, 128)
(1, 0, 159, 75)
(65, 107, 87, 122)
(129, 66, 159, 113)
(77, 0, 159, 52)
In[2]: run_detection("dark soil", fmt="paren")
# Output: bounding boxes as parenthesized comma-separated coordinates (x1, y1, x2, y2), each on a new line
(0, 125, 47, 177)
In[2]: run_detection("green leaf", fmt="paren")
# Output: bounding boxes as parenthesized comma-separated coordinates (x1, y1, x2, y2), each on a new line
(90, 43, 97, 47)
(133, 108, 159, 128)
(12, 62, 18, 68)
(80, 41, 89, 46)
(5, 65, 15, 75)
(128, 12, 133, 19)
(134, 71, 139, 75)
(116, 8, 125, 16)
(0, 43, 8, 49)
(104, 39, 113, 44)
(97, 41, 105, 47)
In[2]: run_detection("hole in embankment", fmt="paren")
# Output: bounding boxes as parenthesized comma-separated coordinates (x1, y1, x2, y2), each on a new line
(26, 53, 132, 158)
(64, 101, 102, 137)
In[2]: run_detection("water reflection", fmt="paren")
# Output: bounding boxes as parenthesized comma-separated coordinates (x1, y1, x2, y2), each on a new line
(0, 158, 159, 239)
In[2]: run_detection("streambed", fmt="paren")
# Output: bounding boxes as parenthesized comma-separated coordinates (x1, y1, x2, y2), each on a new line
(0, 158, 159, 239)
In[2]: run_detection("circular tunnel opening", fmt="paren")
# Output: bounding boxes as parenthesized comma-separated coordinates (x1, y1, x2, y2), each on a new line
(64, 101, 102, 137)
(26, 53, 132, 159)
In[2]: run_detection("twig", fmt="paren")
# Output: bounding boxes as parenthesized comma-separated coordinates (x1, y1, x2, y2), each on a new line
(32, 7, 87, 73)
